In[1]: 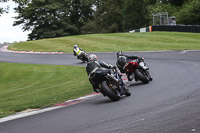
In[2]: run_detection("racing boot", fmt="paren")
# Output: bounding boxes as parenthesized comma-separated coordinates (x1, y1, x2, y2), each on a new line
(124, 85, 131, 96)
(107, 73, 122, 85)
(127, 73, 134, 81)
(93, 88, 100, 93)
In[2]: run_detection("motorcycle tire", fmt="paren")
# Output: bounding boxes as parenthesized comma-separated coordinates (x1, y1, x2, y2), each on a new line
(134, 69, 149, 84)
(100, 81, 120, 101)
(84, 56, 88, 62)
(82, 54, 88, 62)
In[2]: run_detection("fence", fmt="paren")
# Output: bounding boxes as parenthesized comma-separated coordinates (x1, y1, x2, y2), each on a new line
(152, 25, 200, 33)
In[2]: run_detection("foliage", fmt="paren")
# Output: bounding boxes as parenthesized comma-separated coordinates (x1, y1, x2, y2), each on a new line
(175, 0, 200, 25)
(160, 0, 188, 6)
(81, 20, 98, 34)
(122, 0, 148, 31)
(93, 0, 124, 33)
(13, 0, 93, 40)
(144, 0, 157, 5)
(0, 0, 197, 39)
(0, 0, 9, 16)
(147, 2, 177, 25)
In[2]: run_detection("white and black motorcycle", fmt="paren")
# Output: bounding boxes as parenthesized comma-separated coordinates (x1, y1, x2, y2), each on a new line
(77, 51, 89, 62)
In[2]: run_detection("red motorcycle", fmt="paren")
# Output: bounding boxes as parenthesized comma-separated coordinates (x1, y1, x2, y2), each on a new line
(124, 59, 152, 84)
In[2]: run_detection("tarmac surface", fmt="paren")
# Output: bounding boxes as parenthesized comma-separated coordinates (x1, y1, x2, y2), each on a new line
(0, 44, 200, 133)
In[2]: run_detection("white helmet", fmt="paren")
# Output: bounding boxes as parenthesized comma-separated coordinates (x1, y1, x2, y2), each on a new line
(74, 44, 78, 49)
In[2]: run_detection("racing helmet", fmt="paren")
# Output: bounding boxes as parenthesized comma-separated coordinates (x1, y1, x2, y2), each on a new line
(117, 51, 123, 58)
(117, 56, 126, 67)
(74, 44, 78, 49)
(88, 54, 98, 61)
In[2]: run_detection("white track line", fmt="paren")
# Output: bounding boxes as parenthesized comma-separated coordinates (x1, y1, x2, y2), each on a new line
(0, 106, 62, 123)
(0, 93, 100, 123)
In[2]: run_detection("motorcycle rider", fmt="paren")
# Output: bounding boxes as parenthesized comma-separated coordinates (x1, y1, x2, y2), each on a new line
(116, 51, 152, 81)
(73, 44, 84, 59)
(86, 54, 131, 96)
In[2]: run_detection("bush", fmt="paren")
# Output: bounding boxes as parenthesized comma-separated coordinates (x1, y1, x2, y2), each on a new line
(175, 0, 200, 25)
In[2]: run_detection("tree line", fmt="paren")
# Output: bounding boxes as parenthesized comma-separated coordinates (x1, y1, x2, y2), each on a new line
(1, 0, 200, 40)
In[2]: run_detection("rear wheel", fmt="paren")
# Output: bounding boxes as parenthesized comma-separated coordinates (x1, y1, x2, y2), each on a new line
(82, 54, 88, 62)
(100, 81, 120, 101)
(134, 69, 149, 84)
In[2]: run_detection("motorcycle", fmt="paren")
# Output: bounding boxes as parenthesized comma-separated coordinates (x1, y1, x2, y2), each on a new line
(78, 51, 89, 62)
(89, 68, 130, 101)
(124, 59, 152, 84)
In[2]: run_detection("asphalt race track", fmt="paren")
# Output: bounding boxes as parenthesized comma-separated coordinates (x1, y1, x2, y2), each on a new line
(0, 44, 200, 133)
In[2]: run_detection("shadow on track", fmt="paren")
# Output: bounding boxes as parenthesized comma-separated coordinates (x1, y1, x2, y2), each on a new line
(92, 95, 130, 105)
(127, 81, 145, 87)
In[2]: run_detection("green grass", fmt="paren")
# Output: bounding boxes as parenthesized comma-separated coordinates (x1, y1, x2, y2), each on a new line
(9, 32, 200, 52)
(0, 62, 92, 118)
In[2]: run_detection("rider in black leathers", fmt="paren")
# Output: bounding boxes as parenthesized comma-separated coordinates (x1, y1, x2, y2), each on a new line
(86, 54, 131, 96)
(116, 51, 140, 73)
(116, 51, 152, 81)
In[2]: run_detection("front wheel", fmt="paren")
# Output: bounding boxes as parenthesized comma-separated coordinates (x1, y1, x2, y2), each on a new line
(100, 81, 120, 101)
(134, 69, 149, 84)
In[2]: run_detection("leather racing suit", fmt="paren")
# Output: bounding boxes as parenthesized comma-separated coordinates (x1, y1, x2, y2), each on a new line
(73, 47, 83, 59)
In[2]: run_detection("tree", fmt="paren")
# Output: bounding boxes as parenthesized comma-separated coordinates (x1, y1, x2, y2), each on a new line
(122, 0, 148, 31)
(14, 0, 71, 40)
(144, 0, 157, 5)
(13, 0, 93, 40)
(147, 2, 177, 25)
(0, 0, 9, 16)
(12, 0, 200, 40)
(69, 0, 93, 33)
(82, 0, 124, 34)
(161, 0, 188, 6)
(175, 0, 200, 25)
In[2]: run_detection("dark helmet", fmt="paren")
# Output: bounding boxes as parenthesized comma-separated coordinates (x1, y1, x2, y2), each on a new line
(117, 56, 126, 68)
(74, 44, 78, 49)
(117, 51, 123, 58)
(88, 54, 98, 61)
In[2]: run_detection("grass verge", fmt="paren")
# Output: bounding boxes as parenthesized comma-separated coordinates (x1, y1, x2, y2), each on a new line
(0, 62, 91, 118)
(9, 32, 200, 52)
